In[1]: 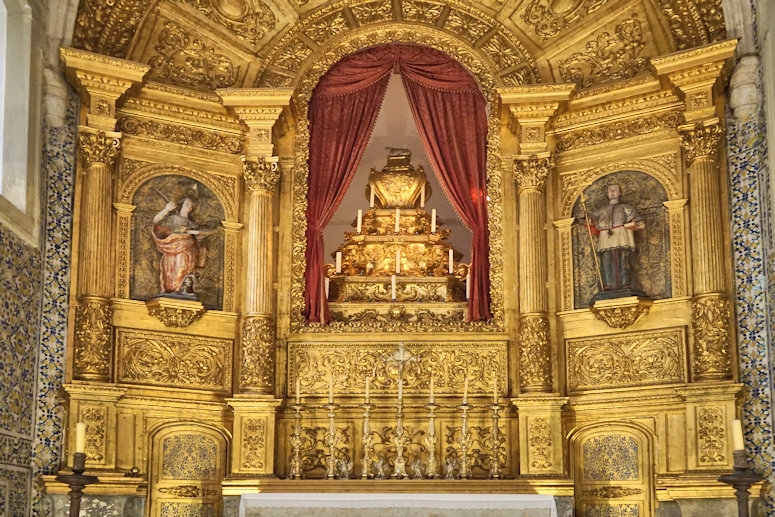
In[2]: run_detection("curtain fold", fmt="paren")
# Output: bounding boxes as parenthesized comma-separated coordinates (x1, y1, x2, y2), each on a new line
(304, 44, 491, 323)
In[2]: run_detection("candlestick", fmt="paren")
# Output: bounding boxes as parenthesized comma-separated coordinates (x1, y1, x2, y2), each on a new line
(370, 185, 375, 207)
(420, 184, 426, 208)
(365, 376, 370, 403)
(356, 209, 362, 234)
(430, 374, 435, 404)
(448, 249, 454, 274)
(394, 208, 400, 233)
(396, 249, 401, 274)
(431, 209, 437, 233)
(74, 423, 86, 454)
(732, 419, 745, 450)
(391, 274, 396, 300)
(295, 378, 301, 405)
(55, 451, 99, 517)
(335, 252, 342, 274)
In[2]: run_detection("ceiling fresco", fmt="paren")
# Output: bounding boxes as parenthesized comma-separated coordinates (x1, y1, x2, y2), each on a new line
(71, 0, 726, 92)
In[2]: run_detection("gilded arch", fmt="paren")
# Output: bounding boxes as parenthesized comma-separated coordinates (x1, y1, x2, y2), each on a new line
(281, 26, 506, 332)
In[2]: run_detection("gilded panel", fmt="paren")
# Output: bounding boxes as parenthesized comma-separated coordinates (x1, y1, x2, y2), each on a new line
(174, 0, 277, 46)
(567, 328, 685, 392)
(288, 341, 507, 398)
(696, 406, 726, 465)
(582, 434, 639, 481)
(162, 434, 219, 480)
(571, 171, 670, 308)
(129, 175, 225, 311)
(116, 329, 232, 392)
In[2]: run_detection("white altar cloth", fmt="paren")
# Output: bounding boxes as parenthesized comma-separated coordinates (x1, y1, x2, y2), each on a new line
(240, 493, 558, 517)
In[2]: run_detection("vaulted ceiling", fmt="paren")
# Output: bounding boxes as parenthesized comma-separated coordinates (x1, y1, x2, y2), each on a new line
(71, 0, 727, 92)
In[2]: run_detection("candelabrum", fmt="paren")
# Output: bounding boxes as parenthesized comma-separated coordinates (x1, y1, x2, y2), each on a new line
(288, 402, 304, 480)
(457, 402, 472, 479)
(360, 401, 375, 479)
(489, 402, 503, 479)
(718, 450, 764, 517)
(324, 402, 339, 480)
(424, 402, 440, 479)
(392, 399, 409, 479)
(55, 452, 99, 517)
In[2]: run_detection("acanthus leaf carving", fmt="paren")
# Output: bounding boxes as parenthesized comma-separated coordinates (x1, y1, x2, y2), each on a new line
(145, 298, 206, 328)
(78, 129, 121, 168)
(242, 156, 280, 192)
(514, 154, 551, 191)
(518, 314, 552, 392)
(528, 417, 553, 470)
(697, 406, 726, 464)
(240, 317, 276, 391)
(680, 121, 723, 163)
(73, 297, 114, 380)
(691, 295, 733, 380)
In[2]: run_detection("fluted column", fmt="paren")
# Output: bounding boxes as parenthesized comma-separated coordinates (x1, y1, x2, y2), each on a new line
(219, 88, 292, 397)
(514, 155, 553, 393)
(61, 48, 148, 382)
(499, 84, 574, 395)
(653, 40, 737, 382)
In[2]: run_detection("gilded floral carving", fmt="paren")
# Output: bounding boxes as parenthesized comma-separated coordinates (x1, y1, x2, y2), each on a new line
(567, 329, 685, 391)
(81, 406, 107, 462)
(118, 116, 243, 154)
(158, 485, 220, 497)
(117, 329, 231, 391)
(590, 300, 651, 329)
(162, 434, 219, 479)
(240, 317, 275, 391)
(697, 406, 726, 464)
(518, 314, 552, 392)
(243, 156, 280, 192)
(146, 302, 206, 328)
(306, 11, 350, 44)
(521, 0, 609, 40)
(351, 1, 393, 24)
(241, 418, 266, 470)
(691, 295, 733, 380)
(680, 121, 723, 163)
(559, 17, 650, 88)
(582, 486, 644, 498)
(445, 10, 492, 43)
(480, 32, 524, 69)
(73, 298, 114, 379)
(275, 39, 314, 73)
(583, 434, 639, 481)
(402, 0, 445, 24)
(176, 0, 276, 45)
(148, 21, 239, 90)
(556, 111, 682, 151)
(528, 417, 552, 470)
(78, 130, 121, 168)
(514, 155, 551, 191)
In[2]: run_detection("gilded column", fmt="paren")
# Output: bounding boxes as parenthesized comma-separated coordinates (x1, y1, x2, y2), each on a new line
(653, 40, 737, 382)
(61, 48, 148, 382)
(514, 155, 553, 393)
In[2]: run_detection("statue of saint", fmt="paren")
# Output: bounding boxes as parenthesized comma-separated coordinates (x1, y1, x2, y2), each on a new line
(151, 195, 214, 295)
(586, 184, 645, 294)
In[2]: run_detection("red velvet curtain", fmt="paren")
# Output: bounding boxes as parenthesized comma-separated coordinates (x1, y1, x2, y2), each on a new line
(304, 44, 491, 323)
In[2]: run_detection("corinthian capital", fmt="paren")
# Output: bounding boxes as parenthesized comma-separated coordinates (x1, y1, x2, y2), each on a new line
(78, 128, 121, 168)
(243, 156, 280, 192)
(680, 120, 723, 164)
(514, 154, 552, 191)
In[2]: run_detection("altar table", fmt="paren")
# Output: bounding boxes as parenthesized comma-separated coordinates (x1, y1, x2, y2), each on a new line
(240, 493, 558, 517)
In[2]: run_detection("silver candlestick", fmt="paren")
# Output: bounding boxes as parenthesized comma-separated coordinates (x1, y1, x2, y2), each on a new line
(489, 402, 503, 479)
(424, 402, 440, 479)
(324, 402, 339, 479)
(288, 402, 304, 480)
(360, 401, 375, 479)
(458, 402, 472, 479)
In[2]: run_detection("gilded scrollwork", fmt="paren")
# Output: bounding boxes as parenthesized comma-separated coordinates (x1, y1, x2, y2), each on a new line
(146, 301, 206, 328)
(520, 0, 608, 40)
(582, 486, 644, 498)
(117, 329, 232, 391)
(118, 116, 243, 154)
(528, 417, 552, 470)
(148, 21, 239, 90)
(296, 426, 351, 478)
(556, 111, 682, 152)
(655, 0, 726, 51)
(240, 317, 275, 392)
(162, 433, 219, 480)
(241, 418, 267, 470)
(518, 314, 552, 392)
(697, 406, 726, 464)
(175, 0, 276, 46)
(680, 121, 723, 163)
(590, 299, 651, 329)
(78, 129, 121, 168)
(558, 16, 650, 88)
(158, 485, 220, 497)
(72, 0, 151, 57)
(691, 295, 733, 380)
(81, 406, 107, 463)
(583, 434, 639, 481)
(514, 154, 551, 191)
(567, 328, 685, 392)
(444, 424, 506, 477)
(73, 297, 114, 379)
(242, 156, 280, 192)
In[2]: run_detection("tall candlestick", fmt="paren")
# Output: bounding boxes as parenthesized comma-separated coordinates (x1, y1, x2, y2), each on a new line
(463, 375, 468, 405)
(356, 209, 362, 234)
(394, 208, 400, 233)
(370, 185, 375, 208)
(732, 419, 745, 450)
(448, 249, 454, 274)
(296, 378, 301, 404)
(431, 209, 437, 233)
(75, 422, 86, 454)
(328, 373, 334, 404)
(420, 184, 426, 208)
(335, 252, 342, 274)
(391, 274, 396, 300)
(365, 376, 370, 403)
(430, 374, 435, 404)
(396, 249, 401, 274)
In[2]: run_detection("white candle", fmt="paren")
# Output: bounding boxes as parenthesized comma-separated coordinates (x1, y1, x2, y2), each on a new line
(328, 374, 334, 404)
(466, 272, 471, 300)
(492, 374, 497, 404)
(463, 374, 468, 405)
(391, 274, 397, 300)
(335, 252, 342, 274)
(732, 419, 745, 450)
(365, 376, 370, 403)
(394, 208, 400, 233)
(369, 185, 375, 207)
(295, 378, 301, 405)
(430, 374, 435, 404)
(75, 422, 86, 454)
(356, 209, 362, 234)
(324, 277, 330, 299)
(431, 209, 437, 233)
(398, 375, 403, 401)
(448, 249, 454, 274)
(420, 184, 426, 208)
(396, 249, 401, 274)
